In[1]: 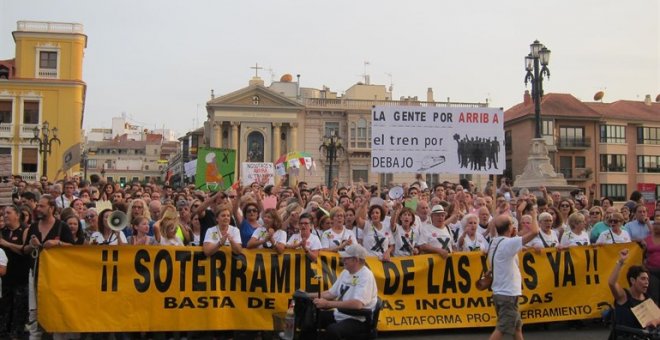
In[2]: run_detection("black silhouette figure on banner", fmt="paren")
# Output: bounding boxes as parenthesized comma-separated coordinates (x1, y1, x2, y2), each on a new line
(453, 134, 501, 171)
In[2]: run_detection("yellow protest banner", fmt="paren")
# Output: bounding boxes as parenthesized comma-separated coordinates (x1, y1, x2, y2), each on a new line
(38, 243, 642, 332)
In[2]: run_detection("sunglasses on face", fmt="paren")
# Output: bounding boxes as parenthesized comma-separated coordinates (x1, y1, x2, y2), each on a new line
(246, 209, 258, 213)
(560, 204, 570, 208)
(609, 220, 622, 224)
(590, 211, 601, 215)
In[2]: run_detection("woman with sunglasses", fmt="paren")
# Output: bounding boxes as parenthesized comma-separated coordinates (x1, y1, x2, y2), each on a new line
(587, 206, 604, 233)
(596, 212, 632, 244)
(235, 200, 262, 248)
(557, 199, 575, 233)
(590, 207, 617, 244)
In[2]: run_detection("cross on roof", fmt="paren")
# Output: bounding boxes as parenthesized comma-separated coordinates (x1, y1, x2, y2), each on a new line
(250, 63, 263, 77)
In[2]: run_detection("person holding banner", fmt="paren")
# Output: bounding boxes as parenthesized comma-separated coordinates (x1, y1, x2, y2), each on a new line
(418, 205, 455, 259)
(525, 212, 559, 250)
(311, 244, 378, 340)
(286, 213, 321, 261)
(457, 213, 488, 253)
(488, 210, 539, 340)
(203, 206, 243, 256)
(596, 212, 632, 245)
(559, 212, 591, 247)
(358, 203, 394, 262)
(321, 207, 357, 252)
(23, 195, 74, 340)
(247, 208, 286, 252)
(390, 206, 420, 256)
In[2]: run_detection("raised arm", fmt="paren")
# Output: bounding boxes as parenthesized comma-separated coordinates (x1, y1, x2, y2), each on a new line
(609, 249, 629, 305)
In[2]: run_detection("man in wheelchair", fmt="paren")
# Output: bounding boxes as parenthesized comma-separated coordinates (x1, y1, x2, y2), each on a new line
(609, 248, 660, 339)
(308, 244, 378, 340)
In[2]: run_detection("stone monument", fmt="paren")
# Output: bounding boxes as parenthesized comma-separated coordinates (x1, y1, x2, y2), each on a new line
(514, 138, 576, 196)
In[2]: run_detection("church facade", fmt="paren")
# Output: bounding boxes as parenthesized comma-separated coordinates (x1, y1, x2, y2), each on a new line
(204, 75, 490, 189)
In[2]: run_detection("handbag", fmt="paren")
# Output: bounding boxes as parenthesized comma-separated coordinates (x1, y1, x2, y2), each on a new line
(476, 239, 502, 291)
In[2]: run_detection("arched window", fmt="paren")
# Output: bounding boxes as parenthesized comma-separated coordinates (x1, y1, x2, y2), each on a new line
(247, 131, 265, 162)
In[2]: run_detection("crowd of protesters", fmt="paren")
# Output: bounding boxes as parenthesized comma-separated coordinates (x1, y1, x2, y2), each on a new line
(0, 172, 659, 339)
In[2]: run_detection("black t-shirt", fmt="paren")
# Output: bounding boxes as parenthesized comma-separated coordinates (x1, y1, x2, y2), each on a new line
(199, 209, 216, 244)
(615, 289, 645, 331)
(26, 219, 74, 271)
(1, 224, 30, 286)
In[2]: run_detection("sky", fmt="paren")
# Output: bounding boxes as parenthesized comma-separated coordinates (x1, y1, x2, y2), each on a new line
(1, 0, 658, 138)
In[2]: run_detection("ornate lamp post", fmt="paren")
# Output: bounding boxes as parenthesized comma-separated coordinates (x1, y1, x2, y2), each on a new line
(319, 130, 344, 188)
(30, 121, 60, 178)
(514, 40, 574, 194)
(524, 40, 551, 139)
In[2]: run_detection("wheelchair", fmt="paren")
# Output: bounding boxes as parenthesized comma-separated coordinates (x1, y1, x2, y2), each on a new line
(292, 290, 383, 340)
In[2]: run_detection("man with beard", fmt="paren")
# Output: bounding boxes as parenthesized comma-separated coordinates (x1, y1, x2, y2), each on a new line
(23, 195, 73, 339)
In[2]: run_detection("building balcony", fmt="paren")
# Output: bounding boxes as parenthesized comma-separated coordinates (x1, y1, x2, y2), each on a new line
(38, 68, 58, 79)
(17, 21, 84, 34)
(560, 167, 592, 182)
(20, 124, 38, 139)
(557, 137, 591, 149)
(0, 123, 12, 139)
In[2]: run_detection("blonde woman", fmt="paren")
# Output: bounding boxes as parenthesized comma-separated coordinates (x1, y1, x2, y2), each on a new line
(247, 208, 287, 254)
(596, 212, 632, 244)
(560, 212, 590, 247)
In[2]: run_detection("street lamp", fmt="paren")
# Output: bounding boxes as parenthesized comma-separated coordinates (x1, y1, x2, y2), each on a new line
(30, 121, 61, 178)
(524, 40, 551, 139)
(319, 129, 344, 188)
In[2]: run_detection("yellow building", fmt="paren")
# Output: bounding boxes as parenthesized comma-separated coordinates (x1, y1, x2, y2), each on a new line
(0, 21, 87, 180)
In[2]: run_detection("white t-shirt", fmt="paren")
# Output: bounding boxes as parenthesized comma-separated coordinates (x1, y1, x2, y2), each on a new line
(0, 248, 7, 298)
(459, 233, 489, 252)
(203, 225, 242, 246)
(251, 227, 287, 249)
(287, 233, 322, 250)
(321, 227, 357, 249)
(328, 265, 378, 322)
(347, 226, 363, 244)
(392, 224, 420, 257)
(489, 236, 523, 296)
(596, 229, 632, 245)
(418, 224, 454, 253)
(90, 231, 127, 245)
(161, 236, 184, 246)
(526, 229, 559, 248)
(560, 230, 590, 247)
(361, 221, 394, 258)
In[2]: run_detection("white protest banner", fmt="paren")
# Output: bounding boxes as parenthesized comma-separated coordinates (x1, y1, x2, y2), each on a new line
(371, 106, 504, 174)
(184, 159, 197, 177)
(241, 162, 275, 186)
